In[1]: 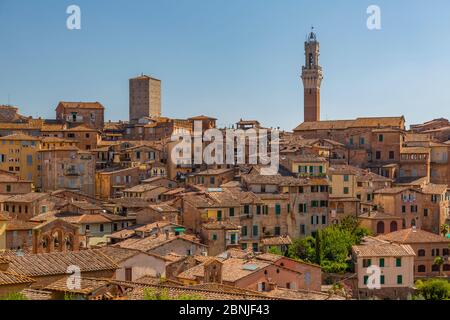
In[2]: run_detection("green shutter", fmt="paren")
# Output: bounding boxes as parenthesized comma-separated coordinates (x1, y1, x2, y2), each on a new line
(380, 275, 385, 285)
(364, 276, 368, 285)
(252, 225, 258, 236)
(379, 258, 385, 268)
(229, 208, 235, 217)
(396, 258, 402, 267)
(397, 275, 402, 284)
(217, 211, 222, 221)
(275, 204, 281, 215)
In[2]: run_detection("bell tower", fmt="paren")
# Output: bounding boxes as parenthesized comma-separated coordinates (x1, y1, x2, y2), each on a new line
(301, 27, 323, 122)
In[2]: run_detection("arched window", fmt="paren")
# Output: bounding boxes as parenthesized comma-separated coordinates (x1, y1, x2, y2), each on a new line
(376, 222, 385, 234)
(418, 249, 426, 257)
(390, 221, 398, 232)
(417, 265, 426, 273)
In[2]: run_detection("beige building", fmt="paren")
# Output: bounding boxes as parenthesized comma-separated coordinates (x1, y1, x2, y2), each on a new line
(129, 75, 161, 122)
(352, 237, 415, 299)
(378, 228, 450, 278)
(38, 146, 96, 196)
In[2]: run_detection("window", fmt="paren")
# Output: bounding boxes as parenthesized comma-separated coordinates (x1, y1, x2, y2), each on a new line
(125, 268, 133, 282)
(6, 185, 11, 193)
(380, 275, 385, 285)
(396, 258, 402, 267)
(389, 151, 395, 159)
(300, 224, 306, 235)
(100, 224, 104, 232)
(252, 225, 258, 237)
(298, 203, 307, 213)
(244, 205, 250, 214)
(320, 200, 328, 207)
(229, 208, 235, 217)
(274, 226, 281, 236)
(217, 210, 222, 221)
(402, 206, 406, 213)
(363, 275, 368, 285)
(256, 205, 261, 215)
(85, 224, 90, 230)
(343, 187, 349, 195)
(311, 200, 319, 208)
(349, 137, 354, 145)
(212, 234, 217, 241)
(321, 215, 326, 225)
(275, 204, 281, 215)
(360, 137, 365, 145)
(344, 175, 349, 182)
(418, 265, 426, 273)
(376, 151, 381, 160)
(26, 154, 33, 165)
(241, 226, 248, 236)
(424, 209, 428, 217)
(363, 259, 372, 268)
(397, 275, 403, 285)
(252, 243, 258, 252)
(378, 134, 384, 142)
(41, 206, 47, 213)
(379, 258, 385, 268)
(210, 177, 215, 185)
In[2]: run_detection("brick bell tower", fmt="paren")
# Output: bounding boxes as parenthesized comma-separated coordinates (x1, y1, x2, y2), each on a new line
(301, 27, 323, 122)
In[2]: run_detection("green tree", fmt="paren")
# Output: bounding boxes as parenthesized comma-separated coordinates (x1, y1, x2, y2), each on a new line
(434, 256, 445, 276)
(268, 246, 283, 256)
(287, 236, 316, 263)
(1, 292, 28, 300)
(415, 279, 450, 300)
(440, 224, 449, 237)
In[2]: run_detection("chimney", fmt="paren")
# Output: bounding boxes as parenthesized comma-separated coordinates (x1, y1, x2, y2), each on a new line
(165, 229, 170, 240)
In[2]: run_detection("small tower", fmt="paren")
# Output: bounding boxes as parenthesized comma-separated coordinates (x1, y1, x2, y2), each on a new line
(301, 27, 323, 122)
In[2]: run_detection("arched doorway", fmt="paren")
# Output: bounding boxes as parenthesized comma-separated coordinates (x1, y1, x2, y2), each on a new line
(390, 221, 398, 232)
(377, 221, 385, 234)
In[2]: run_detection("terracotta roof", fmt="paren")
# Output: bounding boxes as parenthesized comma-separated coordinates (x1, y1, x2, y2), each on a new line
(177, 257, 270, 282)
(5, 192, 48, 203)
(0, 271, 35, 286)
(66, 124, 98, 132)
(358, 211, 399, 220)
(202, 221, 239, 230)
(57, 101, 104, 110)
(294, 116, 405, 131)
(263, 287, 345, 300)
(115, 232, 205, 252)
(3, 250, 118, 277)
(374, 187, 411, 194)
(123, 184, 167, 193)
(377, 228, 450, 244)
(5, 219, 40, 231)
(420, 183, 448, 195)
(0, 133, 40, 141)
(97, 246, 146, 264)
(261, 235, 292, 246)
(352, 241, 415, 257)
(188, 115, 217, 121)
(401, 147, 430, 154)
(21, 289, 53, 300)
(127, 284, 274, 300)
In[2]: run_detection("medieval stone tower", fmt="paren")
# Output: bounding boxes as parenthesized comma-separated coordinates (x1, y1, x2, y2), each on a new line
(301, 28, 323, 122)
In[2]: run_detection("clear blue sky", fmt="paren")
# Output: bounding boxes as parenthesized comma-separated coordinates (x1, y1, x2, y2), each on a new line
(1, 0, 450, 130)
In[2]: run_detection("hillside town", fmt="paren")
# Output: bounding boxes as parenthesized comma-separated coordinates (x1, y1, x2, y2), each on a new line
(0, 30, 449, 301)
